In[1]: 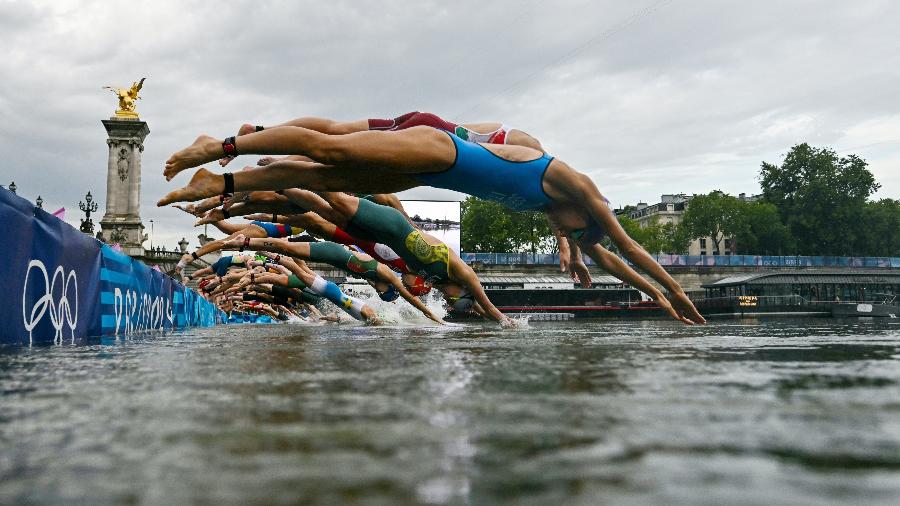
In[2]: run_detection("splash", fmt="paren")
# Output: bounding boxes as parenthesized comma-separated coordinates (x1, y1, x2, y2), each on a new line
(340, 282, 449, 326)
(505, 314, 531, 330)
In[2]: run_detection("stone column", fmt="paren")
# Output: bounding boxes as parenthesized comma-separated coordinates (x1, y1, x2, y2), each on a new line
(99, 117, 150, 257)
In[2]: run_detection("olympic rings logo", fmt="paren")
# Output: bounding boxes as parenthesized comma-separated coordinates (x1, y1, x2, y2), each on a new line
(22, 259, 78, 345)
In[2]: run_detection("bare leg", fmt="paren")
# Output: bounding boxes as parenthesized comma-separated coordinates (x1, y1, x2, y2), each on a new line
(267, 117, 369, 135)
(280, 188, 344, 224)
(220, 117, 361, 167)
(164, 126, 453, 180)
(195, 200, 309, 225)
(243, 212, 341, 240)
(158, 162, 419, 206)
(221, 235, 312, 260)
(316, 192, 361, 223)
(209, 220, 250, 235)
(368, 193, 410, 220)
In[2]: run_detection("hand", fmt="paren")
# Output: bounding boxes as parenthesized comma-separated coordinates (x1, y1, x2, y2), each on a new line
(652, 293, 690, 325)
(570, 260, 592, 288)
(257, 156, 278, 166)
(559, 254, 570, 273)
(669, 291, 706, 325)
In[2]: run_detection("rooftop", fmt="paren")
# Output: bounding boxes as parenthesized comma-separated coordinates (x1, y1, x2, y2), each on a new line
(479, 275, 624, 286)
(703, 270, 900, 288)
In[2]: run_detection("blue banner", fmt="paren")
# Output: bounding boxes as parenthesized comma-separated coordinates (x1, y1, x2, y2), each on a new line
(462, 251, 900, 268)
(1, 188, 224, 345)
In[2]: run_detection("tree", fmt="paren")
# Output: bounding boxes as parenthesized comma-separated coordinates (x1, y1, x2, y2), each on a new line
(733, 201, 793, 254)
(611, 214, 689, 254)
(759, 144, 880, 255)
(854, 199, 900, 256)
(681, 191, 742, 254)
(460, 197, 555, 253)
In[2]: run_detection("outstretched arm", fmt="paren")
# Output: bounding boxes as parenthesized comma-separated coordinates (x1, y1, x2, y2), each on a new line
(210, 220, 250, 235)
(380, 265, 444, 325)
(567, 243, 592, 288)
(581, 243, 694, 325)
(196, 199, 304, 225)
(580, 192, 704, 324)
(450, 261, 511, 326)
(555, 229, 571, 273)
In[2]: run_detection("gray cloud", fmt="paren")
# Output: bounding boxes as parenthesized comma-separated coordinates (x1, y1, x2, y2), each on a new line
(1, 0, 898, 248)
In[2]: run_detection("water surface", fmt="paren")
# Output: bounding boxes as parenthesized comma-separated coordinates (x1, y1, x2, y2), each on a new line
(2, 317, 900, 504)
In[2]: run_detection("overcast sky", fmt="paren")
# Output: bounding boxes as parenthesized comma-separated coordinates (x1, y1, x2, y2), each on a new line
(1, 0, 898, 249)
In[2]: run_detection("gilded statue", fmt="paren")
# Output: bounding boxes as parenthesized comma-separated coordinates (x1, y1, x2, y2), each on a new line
(103, 77, 145, 118)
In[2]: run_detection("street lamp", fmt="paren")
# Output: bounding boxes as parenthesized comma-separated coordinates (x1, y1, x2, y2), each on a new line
(178, 237, 189, 253)
(150, 219, 154, 250)
(8, 181, 16, 194)
(35, 195, 43, 209)
(79, 191, 99, 234)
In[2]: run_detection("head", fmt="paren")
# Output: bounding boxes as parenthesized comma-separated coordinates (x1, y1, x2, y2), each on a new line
(378, 284, 400, 302)
(402, 273, 432, 296)
(569, 220, 607, 246)
(439, 284, 475, 313)
(368, 279, 400, 302)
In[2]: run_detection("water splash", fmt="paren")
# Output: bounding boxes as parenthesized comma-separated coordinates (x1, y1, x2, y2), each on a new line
(340, 282, 449, 327)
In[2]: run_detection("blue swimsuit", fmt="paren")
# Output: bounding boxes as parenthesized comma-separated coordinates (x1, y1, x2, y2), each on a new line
(416, 131, 554, 211)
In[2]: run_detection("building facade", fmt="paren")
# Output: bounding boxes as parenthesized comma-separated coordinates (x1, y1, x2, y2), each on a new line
(623, 193, 760, 256)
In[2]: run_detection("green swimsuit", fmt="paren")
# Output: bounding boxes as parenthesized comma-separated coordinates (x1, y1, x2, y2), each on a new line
(308, 241, 380, 280)
(347, 198, 451, 284)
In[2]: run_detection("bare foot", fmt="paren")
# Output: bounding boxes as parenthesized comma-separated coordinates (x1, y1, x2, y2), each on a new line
(194, 209, 224, 226)
(157, 168, 224, 206)
(165, 135, 224, 181)
(257, 156, 281, 166)
(219, 124, 257, 167)
(175, 253, 192, 273)
(194, 196, 229, 213)
(172, 203, 200, 216)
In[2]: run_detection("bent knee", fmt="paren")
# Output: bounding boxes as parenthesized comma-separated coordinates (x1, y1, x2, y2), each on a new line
(307, 134, 351, 164)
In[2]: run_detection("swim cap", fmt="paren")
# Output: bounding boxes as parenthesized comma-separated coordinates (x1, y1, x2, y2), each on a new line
(406, 276, 432, 296)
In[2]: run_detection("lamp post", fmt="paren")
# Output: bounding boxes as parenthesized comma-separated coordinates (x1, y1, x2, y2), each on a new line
(150, 219, 154, 251)
(178, 237, 189, 253)
(79, 191, 98, 234)
(35, 195, 43, 209)
(8, 181, 16, 194)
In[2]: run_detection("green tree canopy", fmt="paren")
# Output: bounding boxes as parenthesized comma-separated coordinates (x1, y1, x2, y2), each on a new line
(734, 201, 794, 254)
(681, 191, 742, 254)
(460, 197, 555, 253)
(854, 198, 900, 256)
(612, 214, 690, 254)
(759, 143, 880, 255)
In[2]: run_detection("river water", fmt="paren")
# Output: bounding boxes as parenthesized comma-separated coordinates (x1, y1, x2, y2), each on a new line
(2, 317, 900, 505)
